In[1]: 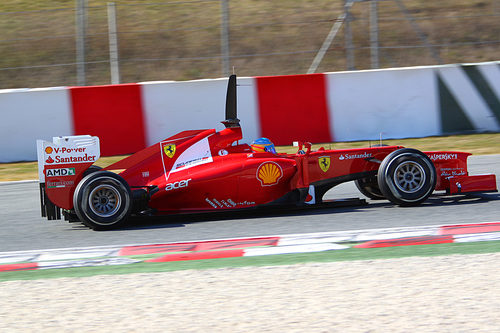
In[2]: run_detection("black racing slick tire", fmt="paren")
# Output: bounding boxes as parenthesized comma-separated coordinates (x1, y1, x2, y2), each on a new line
(73, 171, 132, 230)
(83, 165, 102, 176)
(355, 176, 385, 200)
(377, 148, 436, 206)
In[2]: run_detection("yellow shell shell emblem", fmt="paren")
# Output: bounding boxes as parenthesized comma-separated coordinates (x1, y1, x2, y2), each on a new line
(318, 156, 330, 172)
(163, 144, 176, 158)
(257, 162, 283, 186)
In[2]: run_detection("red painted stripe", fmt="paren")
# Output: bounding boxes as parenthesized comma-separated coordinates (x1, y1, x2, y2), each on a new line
(146, 249, 245, 262)
(119, 237, 280, 256)
(0, 262, 38, 272)
(354, 235, 454, 248)
(255, 74, 332, 146)
(119, 244, 197, 256)
(69, 84, 146, 156)
(195, 237, 279, 251)
(439, 222, 500, 235)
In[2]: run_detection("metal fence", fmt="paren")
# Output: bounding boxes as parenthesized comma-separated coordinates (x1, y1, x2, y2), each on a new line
(1, 0, 499, 89)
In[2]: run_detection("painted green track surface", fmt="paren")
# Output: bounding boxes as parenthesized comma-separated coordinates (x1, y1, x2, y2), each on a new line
(1, 240, 499, 282)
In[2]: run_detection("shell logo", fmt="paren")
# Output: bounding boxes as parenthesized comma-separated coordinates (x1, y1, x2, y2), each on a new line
(45, 146, 53, 154)
(256, 162, 283, 186)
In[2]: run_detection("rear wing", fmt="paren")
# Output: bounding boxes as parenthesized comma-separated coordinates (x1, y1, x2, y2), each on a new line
(36, 135, 100, 219)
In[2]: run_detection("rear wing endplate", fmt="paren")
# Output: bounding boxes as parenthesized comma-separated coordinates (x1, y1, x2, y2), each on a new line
(36, 135, 100, 219)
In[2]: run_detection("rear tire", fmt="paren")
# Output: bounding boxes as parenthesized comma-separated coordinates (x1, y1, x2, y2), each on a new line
(83, 165, 102, 177)
(73, 171, 132, 230)
(377, 148, 436, 206)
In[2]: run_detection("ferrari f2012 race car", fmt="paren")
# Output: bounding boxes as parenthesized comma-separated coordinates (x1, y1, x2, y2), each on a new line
(37, 75, 498, 230)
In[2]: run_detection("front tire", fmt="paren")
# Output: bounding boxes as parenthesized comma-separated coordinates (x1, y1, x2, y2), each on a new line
(377, 148, 436, 206)
(355, 176, 385, 200)
(73, 171, 132, 230)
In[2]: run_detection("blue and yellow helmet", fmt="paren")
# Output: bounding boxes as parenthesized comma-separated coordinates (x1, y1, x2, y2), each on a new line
(251, 137, 276, 154)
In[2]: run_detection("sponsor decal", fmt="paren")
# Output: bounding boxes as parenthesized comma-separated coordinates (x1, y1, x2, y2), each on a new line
(174, 156, 211, 170)
(46, 180, 75, 189)
(50, 147, 87, 154)
(218, 149, 228, 156)
(165, 178, 191, 191)
(43, 145, 97, 165)
(46, 168, 76, 177)
(142, 171, 150, 178)
(205, 198, 218, 208)
(318, 156, 331, 172)
(166, 137, 213, 176)
(237, 200, 256, 206)
(256, 162, 283, 186)
(206, 198, 255, 209)
(46, 154, 96, 164)
(339, 152, 372, 160)
(428, 153, 458, 161)
(440, 168, 466, 177)
(212, 198, 224, 208)
(163, 144, 176, 158)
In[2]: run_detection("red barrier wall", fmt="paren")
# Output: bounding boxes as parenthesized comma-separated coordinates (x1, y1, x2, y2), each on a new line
(69, 84, 146, 156)
(255, 73, 332, 146)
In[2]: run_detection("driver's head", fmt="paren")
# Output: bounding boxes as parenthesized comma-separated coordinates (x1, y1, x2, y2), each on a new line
(251, 137, 276, 154)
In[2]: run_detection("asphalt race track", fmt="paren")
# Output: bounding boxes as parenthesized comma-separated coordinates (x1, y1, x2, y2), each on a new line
(1, 155, 499, 252)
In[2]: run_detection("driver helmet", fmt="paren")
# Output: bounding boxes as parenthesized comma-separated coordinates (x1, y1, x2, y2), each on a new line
(251, 137, 276, 154)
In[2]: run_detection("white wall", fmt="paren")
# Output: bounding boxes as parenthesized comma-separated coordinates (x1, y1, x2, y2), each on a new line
(141, 77, 260, 146)
(325, 66, 440, 142)
(437, 63, 500, 131)
(0, 87, 72, 162)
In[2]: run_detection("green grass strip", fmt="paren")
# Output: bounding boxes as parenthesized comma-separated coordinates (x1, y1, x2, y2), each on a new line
(1, 240, 499, 282)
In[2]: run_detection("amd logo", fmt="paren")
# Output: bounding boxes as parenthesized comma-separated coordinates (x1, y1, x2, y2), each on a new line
(165, 178, 192, 191)
(46, 168, 76, 177)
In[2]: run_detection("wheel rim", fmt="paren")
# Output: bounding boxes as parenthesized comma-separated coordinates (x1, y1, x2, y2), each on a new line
(393, 161, 426, 193)
(88, 184, 122, 218)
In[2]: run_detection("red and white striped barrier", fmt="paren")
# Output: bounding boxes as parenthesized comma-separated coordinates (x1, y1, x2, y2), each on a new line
(2, 61, 499, 162)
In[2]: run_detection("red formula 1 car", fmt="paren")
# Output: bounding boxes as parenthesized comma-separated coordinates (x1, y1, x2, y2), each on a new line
(37, 75, 498, 230)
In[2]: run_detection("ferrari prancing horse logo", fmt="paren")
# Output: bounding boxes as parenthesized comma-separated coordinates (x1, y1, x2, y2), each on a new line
(318, 156, 330, 172)
(164, 144, 176, 158)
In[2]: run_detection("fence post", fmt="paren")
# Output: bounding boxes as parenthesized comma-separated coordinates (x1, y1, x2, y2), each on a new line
(370, 0, 379, 69)
(307, 1, 352, 74)
(344, 0, 355, 70)
(107, 2, 120, 84)
(393, 0, 443, 64)
(75, 0, 87, 86)
(220, 0, 230, 77)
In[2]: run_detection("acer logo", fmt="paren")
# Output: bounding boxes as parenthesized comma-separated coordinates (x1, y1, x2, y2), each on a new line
(165, 179, 192, 191)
